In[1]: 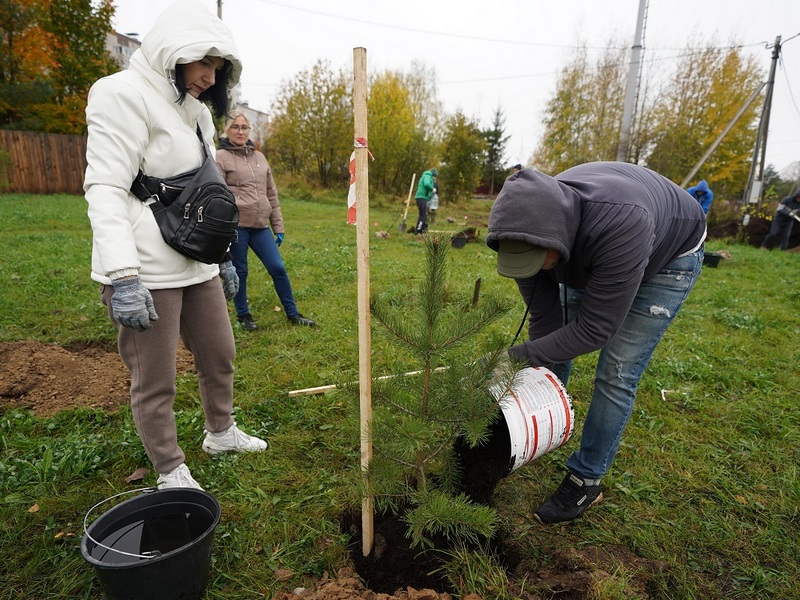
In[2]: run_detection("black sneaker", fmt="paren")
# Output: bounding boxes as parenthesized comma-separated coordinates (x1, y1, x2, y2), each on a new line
(288, 313, 317, 327)
(237, 314, 258, 331)
(534, 470, 603, 524)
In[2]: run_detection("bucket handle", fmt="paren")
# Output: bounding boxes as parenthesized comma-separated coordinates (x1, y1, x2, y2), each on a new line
(83, 487, 163, 560)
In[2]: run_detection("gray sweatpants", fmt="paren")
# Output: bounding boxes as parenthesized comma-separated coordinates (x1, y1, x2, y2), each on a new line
(102, 277, 236, 474)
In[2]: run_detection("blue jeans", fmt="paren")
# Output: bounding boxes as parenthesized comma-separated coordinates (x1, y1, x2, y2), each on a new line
(230, 227, 299, 319)
(550, 249, 703, 480)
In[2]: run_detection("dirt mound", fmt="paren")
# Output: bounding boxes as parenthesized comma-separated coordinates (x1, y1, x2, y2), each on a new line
(272, 567, 457, 600)
(0, 340, 194, 417)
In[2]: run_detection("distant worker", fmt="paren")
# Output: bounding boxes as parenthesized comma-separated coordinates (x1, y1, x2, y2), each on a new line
(760, 187, 800, 251)
(686, 180, 714, 215)
(414, 168, 438, 234)
(429, 179, 440, 225)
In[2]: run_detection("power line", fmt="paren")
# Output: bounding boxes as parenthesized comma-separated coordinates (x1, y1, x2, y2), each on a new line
(256, 0, 790, 55)
(778, 53, 800, 120)
(256, 0, 625, 50)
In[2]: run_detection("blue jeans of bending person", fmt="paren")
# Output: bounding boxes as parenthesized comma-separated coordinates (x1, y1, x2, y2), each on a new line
(230, 227, 300, 320)
(550, 249, 703, 481)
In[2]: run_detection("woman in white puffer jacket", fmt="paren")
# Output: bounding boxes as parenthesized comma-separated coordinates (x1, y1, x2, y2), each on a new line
(84, 0, 267, 491)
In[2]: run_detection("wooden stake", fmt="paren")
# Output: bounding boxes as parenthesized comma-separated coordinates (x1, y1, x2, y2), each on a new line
(352, 46, 373, 557)
(472, 278, 481, 308)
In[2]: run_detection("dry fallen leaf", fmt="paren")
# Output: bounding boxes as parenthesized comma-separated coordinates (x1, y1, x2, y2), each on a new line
(28, 503, 39, 513)
(274, 568, 295, 582)
(736, 495, 748, 505)
(125, 467, 150, 483)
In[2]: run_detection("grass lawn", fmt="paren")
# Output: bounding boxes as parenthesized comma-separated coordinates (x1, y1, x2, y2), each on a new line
(0, 191, 798, 599)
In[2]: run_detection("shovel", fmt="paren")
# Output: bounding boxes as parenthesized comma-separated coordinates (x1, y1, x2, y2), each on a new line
(398, 173, 416, 232)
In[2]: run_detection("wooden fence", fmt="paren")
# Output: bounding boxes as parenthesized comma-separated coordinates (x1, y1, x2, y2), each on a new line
(0, 130, 87, 195)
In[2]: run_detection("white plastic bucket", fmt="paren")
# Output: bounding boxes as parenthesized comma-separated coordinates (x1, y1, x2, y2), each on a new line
(490, 366, 574, 472)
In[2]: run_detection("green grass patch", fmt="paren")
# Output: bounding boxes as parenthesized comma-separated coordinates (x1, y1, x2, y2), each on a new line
(0, 192, 798, 598)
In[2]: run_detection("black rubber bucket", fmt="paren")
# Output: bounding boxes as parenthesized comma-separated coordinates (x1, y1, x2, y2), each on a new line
(81, 488, 221, 600)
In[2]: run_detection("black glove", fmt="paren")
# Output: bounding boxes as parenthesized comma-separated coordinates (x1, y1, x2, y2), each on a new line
(219, 260, 239, 300)
(110, 276, 158, 331)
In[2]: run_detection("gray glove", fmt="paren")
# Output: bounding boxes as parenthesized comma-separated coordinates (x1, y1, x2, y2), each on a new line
(110, 277, 158, 331)
(219, 261, 239, 300)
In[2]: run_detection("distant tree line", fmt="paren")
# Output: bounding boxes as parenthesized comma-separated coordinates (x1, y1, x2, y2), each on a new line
(2, 2, 796, 202)
(532, 37, 798, 201)
(1, 0, 117, 134)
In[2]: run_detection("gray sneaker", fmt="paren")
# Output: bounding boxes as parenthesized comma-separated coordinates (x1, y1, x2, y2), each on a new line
(534, 470, 603, 524)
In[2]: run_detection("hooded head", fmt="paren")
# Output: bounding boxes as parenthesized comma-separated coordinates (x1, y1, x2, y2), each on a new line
(694, 180, 710, 195)
(486, 168, 578, 276)
(139, 0, 242, 116)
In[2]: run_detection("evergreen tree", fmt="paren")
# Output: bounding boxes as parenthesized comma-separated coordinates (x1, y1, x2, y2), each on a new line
(346, 235, 515, 549)
(482, 106, 510, 195)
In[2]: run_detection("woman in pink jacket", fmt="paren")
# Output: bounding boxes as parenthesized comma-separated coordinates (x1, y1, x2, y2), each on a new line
(215, 113, 317, 330)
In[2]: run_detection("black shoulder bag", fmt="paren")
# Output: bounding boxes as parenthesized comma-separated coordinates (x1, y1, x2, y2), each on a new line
(130, 125, 239, 264)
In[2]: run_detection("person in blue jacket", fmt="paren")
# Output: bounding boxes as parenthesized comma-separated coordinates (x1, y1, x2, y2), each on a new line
(686, 180, 714, 214)
(414, 168, 438, 234)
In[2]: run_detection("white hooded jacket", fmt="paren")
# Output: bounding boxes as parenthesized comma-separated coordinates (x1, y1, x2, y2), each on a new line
(83, 0, 242, 288)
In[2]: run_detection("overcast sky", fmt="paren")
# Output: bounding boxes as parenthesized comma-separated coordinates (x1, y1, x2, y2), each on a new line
(110, 0, 800, 175)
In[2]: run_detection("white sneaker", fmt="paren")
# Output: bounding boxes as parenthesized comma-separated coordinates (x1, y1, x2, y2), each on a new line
(202, 424, 269, 455)
(156, 463, 203, 490)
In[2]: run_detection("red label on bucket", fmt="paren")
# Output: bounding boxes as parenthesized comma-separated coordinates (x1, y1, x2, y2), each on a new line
(490, 367, 575, 472)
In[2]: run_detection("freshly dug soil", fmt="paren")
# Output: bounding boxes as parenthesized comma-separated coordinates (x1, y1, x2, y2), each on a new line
(341, 509, 454, 595)
(0, 339, 194, 417)
(453, 414, 513, 505)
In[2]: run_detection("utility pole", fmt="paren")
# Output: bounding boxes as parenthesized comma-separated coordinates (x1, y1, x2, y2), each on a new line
(217, 0, 222, 19)
(617, 0, 648, 163)
(743, 36, 781, 210)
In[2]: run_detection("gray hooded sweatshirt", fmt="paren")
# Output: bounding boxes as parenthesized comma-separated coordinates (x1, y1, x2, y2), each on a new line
(486, 161, 706, 369)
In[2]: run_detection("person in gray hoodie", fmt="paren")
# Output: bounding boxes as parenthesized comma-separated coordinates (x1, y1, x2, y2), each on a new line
(486, 162, 706, 524)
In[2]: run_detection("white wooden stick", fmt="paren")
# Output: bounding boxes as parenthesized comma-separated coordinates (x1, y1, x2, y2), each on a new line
(288, 367, 449, 397)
